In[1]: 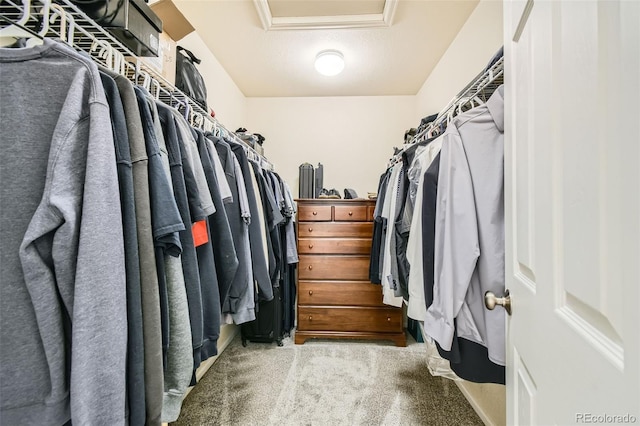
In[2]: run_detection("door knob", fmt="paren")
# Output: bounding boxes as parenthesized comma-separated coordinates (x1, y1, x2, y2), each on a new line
(308, 244, 314, 249)
(312, 211, 317, 216)
(484, 290, 512, 315)
(348, 211, 353, 216)
(308, 227, 313, 232)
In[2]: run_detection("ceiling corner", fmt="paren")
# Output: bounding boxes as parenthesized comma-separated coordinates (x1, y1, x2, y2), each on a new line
(253, 0, 272, 31)
(254, 0, 399, 31)
(382, 0, 398, 26)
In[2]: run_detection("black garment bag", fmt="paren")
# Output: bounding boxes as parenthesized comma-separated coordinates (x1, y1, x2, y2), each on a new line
(175, 46, 208, 111)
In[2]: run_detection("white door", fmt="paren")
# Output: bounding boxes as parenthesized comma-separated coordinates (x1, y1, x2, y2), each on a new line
(504, 0, 639, 424)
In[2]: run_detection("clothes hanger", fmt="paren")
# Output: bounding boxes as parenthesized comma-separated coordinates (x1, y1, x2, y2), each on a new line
(91, 40, 114, 70)
(150, 78, 161, 100)
(178, 92, 190, 120)
(49, 4, 74, 46)
(0, 0, 50, 47)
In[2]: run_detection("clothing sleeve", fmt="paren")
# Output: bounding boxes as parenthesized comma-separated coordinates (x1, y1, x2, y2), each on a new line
(161, 254, 193, 422)
(185, 128, 215, 216)
(424, 129, 480, 351)
(207, 138, 233, 204)
(21, 98, 127, 424)
(233, 157, 251, 223)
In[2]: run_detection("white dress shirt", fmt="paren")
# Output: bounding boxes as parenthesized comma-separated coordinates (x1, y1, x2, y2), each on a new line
(424, 85, 506, 366)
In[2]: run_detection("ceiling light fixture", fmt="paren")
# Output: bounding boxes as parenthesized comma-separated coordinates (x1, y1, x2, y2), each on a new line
(315, 50, 345, 76)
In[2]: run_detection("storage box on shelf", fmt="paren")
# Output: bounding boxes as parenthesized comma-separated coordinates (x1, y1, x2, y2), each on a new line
(295, 199, 406, 347)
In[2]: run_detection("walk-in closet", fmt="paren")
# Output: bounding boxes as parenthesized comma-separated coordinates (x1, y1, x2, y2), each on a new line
(1, 0, 638, 425)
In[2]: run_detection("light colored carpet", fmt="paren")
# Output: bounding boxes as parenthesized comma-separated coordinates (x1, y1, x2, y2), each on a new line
(172, 334, 483, 426)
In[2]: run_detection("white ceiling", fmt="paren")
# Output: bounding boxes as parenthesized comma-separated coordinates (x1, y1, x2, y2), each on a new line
(174, 0, 479, 97)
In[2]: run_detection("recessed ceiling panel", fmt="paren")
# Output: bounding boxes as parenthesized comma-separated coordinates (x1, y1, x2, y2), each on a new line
(175, 0, 482, 97)
(268, 0, 385, 18)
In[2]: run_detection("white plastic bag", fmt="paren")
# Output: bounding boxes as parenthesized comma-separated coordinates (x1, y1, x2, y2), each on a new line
(419, 322, 462, 381)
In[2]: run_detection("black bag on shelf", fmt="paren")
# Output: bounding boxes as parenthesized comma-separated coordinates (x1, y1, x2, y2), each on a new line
(175, 46, 208, 111)
(298, 163, 314, 198)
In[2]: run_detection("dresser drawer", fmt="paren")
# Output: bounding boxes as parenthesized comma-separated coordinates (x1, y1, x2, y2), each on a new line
(367, 205, 376, 221)
(298, 238, 371, 255)
(298, 205, 332, 221)
(298, 255, 370, 280)
(298, 222, 373, 238)
(334, 205, 369, 221)
(298, 306, 403, 333)
(298, 281, 384, 306)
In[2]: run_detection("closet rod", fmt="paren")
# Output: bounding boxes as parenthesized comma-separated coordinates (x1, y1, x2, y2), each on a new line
(0, 0, 274, 171)
(386, 55, 504, 168)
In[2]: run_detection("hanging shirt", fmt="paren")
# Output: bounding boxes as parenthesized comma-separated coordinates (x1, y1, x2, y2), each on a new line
(381, 163, 404, 307)
(111, 72, 164, 426)
(406, 136, 443, 321)
(99, 71, 147, 426)
(171, 111, 215, 217)
(214, 140, 255, 325)
(205, 136, 233, 204)
(282, 182, 299, 265)
(424, 85, 506, 366)
(199, 134, 239, 308)
(230, 143, 273, 303)
(0, 39, 127, 426)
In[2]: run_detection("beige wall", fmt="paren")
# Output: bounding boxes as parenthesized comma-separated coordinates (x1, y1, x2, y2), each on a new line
(177, 32, 247, 131)
(415, 0, 503, 121)
(245, 96, 416, 198)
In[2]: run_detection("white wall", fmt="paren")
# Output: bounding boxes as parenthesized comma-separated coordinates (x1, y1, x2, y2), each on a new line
(245, 96, 416, 198)
(177, 32, 247, 131)
(415, 0, 503, 121)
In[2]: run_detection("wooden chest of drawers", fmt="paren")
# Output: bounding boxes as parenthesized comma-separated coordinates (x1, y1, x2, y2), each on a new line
(295, 199, 406, 346)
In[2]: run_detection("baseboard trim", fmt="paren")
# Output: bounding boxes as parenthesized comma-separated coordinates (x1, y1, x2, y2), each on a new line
(455, 381, 496, 426)
(192, 324, 239, 387)
(162, 324, 240, 426)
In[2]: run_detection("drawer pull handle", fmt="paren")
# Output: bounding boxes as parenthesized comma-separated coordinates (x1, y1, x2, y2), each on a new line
(387, 317, 391, 322)
(308, 244, 314, 249)
(308, 265, 313, 270)
(312, 211, 318, 216)
(348, 211, 353, 216)
(308, 316, 313, 321)
(308, 227, 313, 232)
(309, 290, 313, 296)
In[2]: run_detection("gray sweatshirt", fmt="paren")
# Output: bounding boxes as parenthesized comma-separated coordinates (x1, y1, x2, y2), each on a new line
(0, 39, 127, 425)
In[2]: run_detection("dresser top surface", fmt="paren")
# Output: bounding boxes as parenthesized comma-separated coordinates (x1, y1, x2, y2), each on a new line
(295, 198, 376, 205)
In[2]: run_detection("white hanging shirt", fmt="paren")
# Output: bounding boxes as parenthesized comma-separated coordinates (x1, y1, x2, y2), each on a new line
(424, 85, 506, 366)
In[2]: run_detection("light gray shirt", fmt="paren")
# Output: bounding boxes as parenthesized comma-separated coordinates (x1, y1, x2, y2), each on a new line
(171, 111, 216, 216)
(406, 136, 443, 322)
(206, 138, 233, 204)
(424, 85, 505, 366)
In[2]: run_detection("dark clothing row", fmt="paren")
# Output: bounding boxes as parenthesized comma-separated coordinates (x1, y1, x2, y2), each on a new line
(95, 72, 301, 422)
(0, 37, 297, 426)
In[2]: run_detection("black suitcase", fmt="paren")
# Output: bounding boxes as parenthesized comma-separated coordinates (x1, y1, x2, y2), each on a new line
(298, 163, 314, 198)
(241, 286, 284, 347)
(314, 163, 323, 198)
